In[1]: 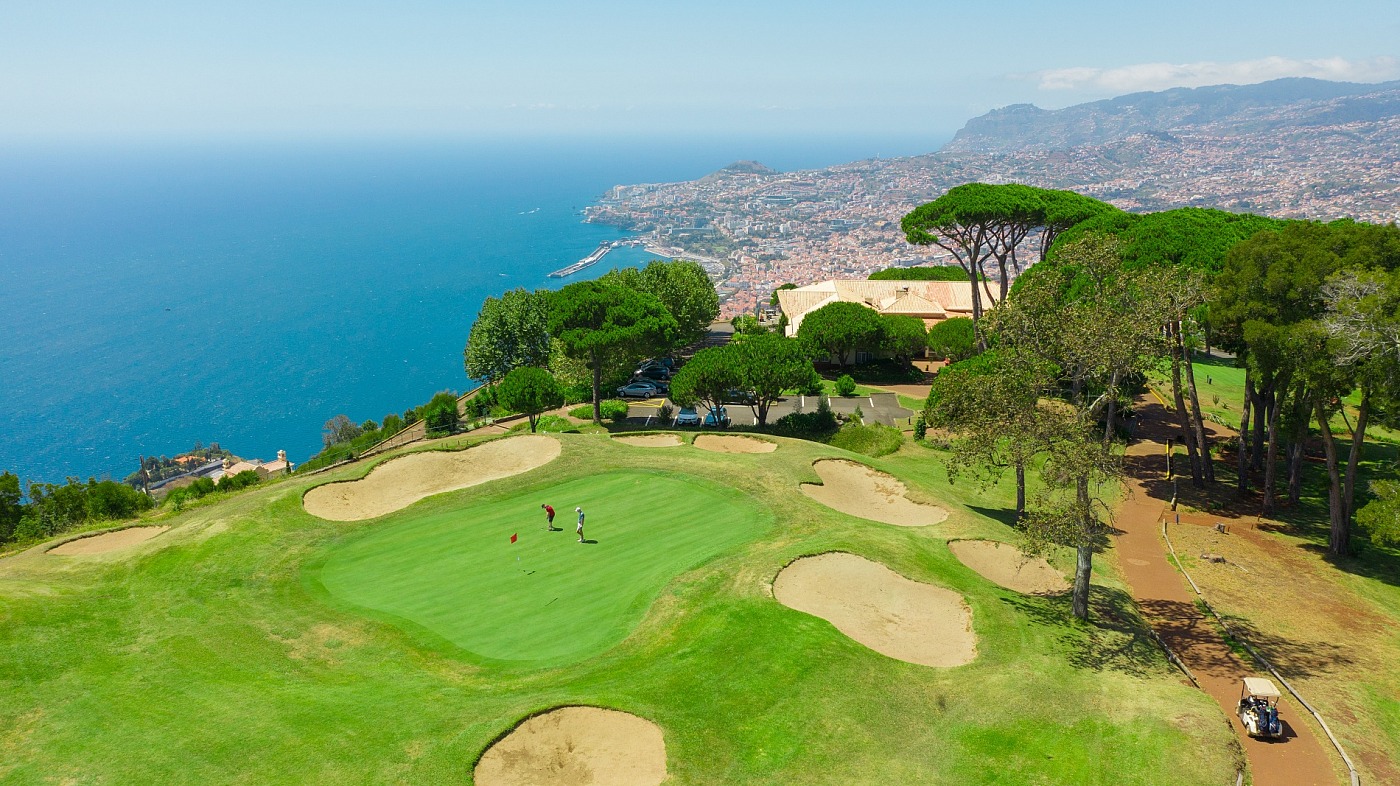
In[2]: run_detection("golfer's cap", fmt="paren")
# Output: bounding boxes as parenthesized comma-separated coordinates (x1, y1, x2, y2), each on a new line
(575, 507, 582, 512)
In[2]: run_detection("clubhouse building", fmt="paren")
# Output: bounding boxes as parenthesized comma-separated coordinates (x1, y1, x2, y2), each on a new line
(775, 279, 980, 338)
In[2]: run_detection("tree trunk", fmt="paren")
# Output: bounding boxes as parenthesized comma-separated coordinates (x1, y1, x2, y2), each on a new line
(1072, 545, 1092, 620)
(968, 268, 987, 351)
(529, 412, 540, 433)
(1015, 460, 1026, 519)
(591, 350, 604, 425)
(1179, 328, 1213, 483)
(1072, 476, 1092, 621)
(1237, 369, 1252, 494)
(1315, 399, 1348, 556)
(1169, 329, 1203, 486)
(1251, 381, 1269, 472)
(1286, 389, 1311, 504)
(1261, 378, 1289, 516)
(1102, 370, 1120, 446)
(1342, 389, 1370, 527)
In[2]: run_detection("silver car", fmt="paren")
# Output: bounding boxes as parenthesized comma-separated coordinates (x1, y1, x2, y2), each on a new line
(616, 381, 660, 399)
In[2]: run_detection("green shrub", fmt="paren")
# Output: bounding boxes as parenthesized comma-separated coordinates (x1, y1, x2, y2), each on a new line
(834, 375, 857, 397)
(913, 418, 927, 441)
(604, 399, 630, 424)
(569, 399, 629, 422)
(771, 407, 839, 440)
(509, 415, 576, 434)
(420, 390, 462, 437)
(829, 423, 904, 457)
(927, 317, 976, 362)
(658, 403, 674, 421)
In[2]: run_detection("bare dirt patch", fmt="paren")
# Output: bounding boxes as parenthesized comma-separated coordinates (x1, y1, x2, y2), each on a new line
(474, 706, 666, 786)
(773, 552, 976, 667)
(693, 434, 777, 454)
(612, 434, 683, 448)
(949, 540, 1068, 595)
(48, 526, 169, 555)
(302, 435, 561, 521)
(800, 459, 947, 526)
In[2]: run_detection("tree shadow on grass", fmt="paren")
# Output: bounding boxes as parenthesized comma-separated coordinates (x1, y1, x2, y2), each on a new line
(967, 505, 1020, 528)
(1218, 613, 1355, 680)
(1001, 586, 1165, 678)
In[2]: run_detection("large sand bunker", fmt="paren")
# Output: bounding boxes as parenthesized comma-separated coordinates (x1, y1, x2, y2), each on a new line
(302, 435, 560, 521)
(612, 434, 683, 448)
(48, 526, 169, 555)
(949, 540, 1069, 595)
(693, 434, 777, 454)
(773, 552, 976, 667)
(474, 706, 667, 786)
(800, 460, 948, 526)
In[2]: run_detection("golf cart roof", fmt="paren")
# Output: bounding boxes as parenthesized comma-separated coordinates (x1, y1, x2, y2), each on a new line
(1243, 677, 1281, 698)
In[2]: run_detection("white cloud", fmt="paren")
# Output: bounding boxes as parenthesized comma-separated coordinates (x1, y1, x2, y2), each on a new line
(1037, 56, 1400, 93)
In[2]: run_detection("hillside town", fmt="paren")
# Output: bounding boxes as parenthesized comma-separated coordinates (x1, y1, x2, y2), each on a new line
(586, 114, 1400, 317)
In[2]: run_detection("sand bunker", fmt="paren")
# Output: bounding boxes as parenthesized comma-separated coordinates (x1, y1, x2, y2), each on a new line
(48, 526, 169, 555)
(949, 540, 1069, 595)
(612, 434, 683, 448)
(474, 706, 667, 786)
(302, 435, 561, 521)
(774, 552, 975, 667)
(693, 434, 777, 454)
(800, 460, 947, 526)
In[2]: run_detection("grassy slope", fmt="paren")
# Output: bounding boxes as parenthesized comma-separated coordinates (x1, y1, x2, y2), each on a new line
(0, 434, 1237, 784)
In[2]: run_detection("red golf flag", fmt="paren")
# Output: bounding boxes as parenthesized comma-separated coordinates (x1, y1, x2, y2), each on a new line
(510, 533, 518, 544)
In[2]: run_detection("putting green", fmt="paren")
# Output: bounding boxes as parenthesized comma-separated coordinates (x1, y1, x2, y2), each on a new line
(317, 471, 769, 664)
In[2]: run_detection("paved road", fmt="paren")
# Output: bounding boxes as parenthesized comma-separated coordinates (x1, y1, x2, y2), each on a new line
(1115, 394, 1339, 786)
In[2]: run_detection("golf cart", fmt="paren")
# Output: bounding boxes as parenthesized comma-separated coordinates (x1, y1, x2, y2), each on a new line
(1237, 677, 1284, 738)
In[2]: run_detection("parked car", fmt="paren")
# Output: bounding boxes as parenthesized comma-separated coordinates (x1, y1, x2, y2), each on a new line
(616, 381, 660, 399)
(723, 388, 757, 405)
(637, 365, 672, 382)
(674, 407, 702, 426)
(703, 406, 730, 428)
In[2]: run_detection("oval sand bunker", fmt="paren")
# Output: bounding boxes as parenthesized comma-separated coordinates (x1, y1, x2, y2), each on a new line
(693, 434, 776, 454)
(949, 540, 1069, 596)
(303, 435, 560, 521)
(48, 526, 169, 555)
(612, 434, 683, 448)
(475, 706, 666, 786)
(774, 552, 976, 667)
(800, 459, 947, 526)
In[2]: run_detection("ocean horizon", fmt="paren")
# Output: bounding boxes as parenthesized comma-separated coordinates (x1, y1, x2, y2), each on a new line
(0, 134, 946, 485)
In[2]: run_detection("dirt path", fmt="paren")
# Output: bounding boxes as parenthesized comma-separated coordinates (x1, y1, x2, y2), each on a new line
(1116, 395, 1339, 786)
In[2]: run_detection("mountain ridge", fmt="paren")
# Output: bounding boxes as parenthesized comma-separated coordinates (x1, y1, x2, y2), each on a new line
(944, 77, 1400, 154)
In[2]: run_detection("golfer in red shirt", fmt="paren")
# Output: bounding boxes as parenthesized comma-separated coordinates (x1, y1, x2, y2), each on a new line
(541, 503, 556, 531)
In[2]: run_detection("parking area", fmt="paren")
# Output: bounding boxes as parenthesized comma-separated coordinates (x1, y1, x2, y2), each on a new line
(625, 392, 914, 429)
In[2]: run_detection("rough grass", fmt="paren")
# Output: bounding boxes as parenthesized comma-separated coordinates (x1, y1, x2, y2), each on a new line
(828, 422, 905, 457)
(0, 433, 1238, 784)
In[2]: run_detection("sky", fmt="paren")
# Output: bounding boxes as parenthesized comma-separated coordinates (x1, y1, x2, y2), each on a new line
(2, 0, 1398, 145)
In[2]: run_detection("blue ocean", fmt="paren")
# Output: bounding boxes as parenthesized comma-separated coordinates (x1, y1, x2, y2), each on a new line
(0, 135, 939, 484)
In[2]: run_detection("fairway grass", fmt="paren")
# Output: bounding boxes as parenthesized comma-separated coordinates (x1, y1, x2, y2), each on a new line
(318, 471, 768, 664)
(0, 432, 1242, 784)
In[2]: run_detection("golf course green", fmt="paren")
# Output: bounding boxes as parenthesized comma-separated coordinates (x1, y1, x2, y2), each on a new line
(318, 471, 769, 663)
